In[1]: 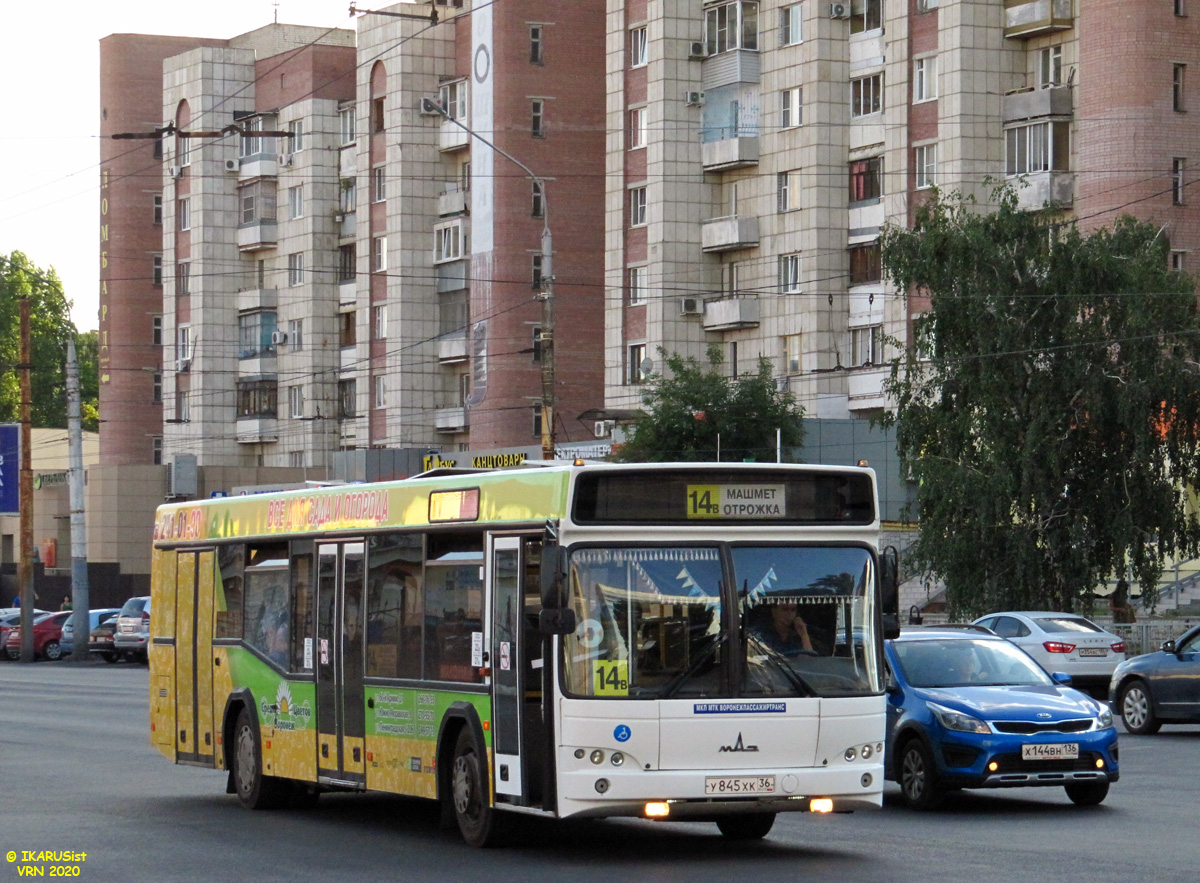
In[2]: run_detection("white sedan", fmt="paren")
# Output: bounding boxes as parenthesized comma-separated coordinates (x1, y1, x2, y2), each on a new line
(972, 611, 1126, 696)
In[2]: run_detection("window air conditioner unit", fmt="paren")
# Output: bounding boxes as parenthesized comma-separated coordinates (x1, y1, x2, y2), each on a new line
(271, 330, 287, 345)
(277, 153, 293, 167)
(679, 297, 703, 316)
(830, 3, 850, 18)
(594, 419, 615, 438)
(689, 41, 707, 59)
(175, 357, 191, 372)
(167, 166, 182, 178)
(685, 91, 706, 106)
(224, 159, 239, 173)
(420, 97, 443, 116)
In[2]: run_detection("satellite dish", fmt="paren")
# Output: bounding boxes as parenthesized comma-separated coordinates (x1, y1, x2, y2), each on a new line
(639, 357, 654, 376)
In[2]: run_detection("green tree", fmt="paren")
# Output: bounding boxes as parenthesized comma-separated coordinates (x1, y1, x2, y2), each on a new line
(616, 345, 805, 462)
(0, 251, 77, 428)
(76, 330, 100, 433)
(880, 186, 1200, 616)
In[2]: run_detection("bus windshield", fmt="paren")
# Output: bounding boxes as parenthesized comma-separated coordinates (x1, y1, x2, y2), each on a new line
(562, 545, 880, 699)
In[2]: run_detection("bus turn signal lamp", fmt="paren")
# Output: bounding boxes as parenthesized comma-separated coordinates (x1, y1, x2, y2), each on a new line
(810, 798, 834, 813)
(645, 802, 670, 818)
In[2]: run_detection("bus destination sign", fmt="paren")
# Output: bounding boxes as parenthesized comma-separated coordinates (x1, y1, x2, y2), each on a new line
(686, 484, 786, 520)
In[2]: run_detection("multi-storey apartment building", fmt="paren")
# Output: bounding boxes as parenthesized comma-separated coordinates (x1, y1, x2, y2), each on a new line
(602, 0, 1200, 423)
(99, 1, 607, 473)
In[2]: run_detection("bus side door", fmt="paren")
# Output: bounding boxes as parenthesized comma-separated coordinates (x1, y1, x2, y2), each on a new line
(314, 541, 366, 786)
(174, 548, 215, 765)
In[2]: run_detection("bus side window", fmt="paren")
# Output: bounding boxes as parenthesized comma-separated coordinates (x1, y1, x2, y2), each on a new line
(366, 532, 425, 680)
(290, 542, 314, 672)
(215, 544, 244, 639)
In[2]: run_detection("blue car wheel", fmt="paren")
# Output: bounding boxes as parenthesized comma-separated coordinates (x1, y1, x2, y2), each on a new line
(899, 739, 942, 810)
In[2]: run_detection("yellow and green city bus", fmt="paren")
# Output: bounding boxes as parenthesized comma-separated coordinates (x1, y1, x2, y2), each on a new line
(149, 461, 899, 846)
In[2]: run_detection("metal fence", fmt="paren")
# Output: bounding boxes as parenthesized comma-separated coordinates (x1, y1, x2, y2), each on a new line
(1103, 619, 1198, 657)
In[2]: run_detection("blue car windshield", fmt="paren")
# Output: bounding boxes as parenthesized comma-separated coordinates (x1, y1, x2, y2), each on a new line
(894, 639, 1053, 688)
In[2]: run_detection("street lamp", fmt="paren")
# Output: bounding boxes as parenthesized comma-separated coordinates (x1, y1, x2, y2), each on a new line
(421, 98, 556, 460)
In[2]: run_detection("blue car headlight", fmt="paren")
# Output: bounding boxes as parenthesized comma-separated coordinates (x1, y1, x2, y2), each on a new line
(928, 702, 990, 734)
(1096, 705, 1114, 730)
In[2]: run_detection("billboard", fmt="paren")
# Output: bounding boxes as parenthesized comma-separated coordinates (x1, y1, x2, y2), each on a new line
(0, 424, 18, 515)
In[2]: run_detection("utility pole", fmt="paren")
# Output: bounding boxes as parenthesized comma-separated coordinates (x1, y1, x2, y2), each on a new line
(18, 293, 34, 662)
(66, 338, 90, 661)
(420, 98, 556, 459)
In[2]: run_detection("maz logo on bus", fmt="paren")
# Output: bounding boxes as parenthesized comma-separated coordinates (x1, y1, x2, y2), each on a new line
(719, 733, 759, 753)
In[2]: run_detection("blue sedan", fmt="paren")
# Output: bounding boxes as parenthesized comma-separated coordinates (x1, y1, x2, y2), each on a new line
(884, 628, 1119, 809)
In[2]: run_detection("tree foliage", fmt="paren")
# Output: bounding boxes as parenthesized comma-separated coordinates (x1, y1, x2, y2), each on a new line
(76, 330, 100, 433)
(880, 186, 1200, 616)
(0, 251, 77, 428)
(615, 345, 805, 462)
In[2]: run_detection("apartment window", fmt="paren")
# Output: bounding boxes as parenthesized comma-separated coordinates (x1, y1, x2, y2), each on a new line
(851, 325, 882, 366)
(371, 235, 387, 272)
(849, 242, 882, 285)
(460, 160, 471, 192)
(630, 186, 648, 226)
(1038, 46, 1062, 88)
(852, 74, 883, 117)
(531, 181, 544, 218)
(152, 316, 163, 346)
(287, 252, 304, 287)
(1174, 158, 1187, 205)
(153, 194, 163, 225)
(152, 255, 163, 287)
(288, 185, 304, 219)
(288, 319, 303, 350)
(849, 157, 883, 203)
(340, 105, 356, 144)
(777, 170, 801, 212)
(238, 310, 277, 358)
(374, 304, 388, 339)
(434, 222, 464, 262)
(176, 389, 190, 423)
(779, 3, 802, 46)
(338, 379, 357, 419)
(152, 371, 163, 403)
(629, 107, 647, 148)
(372, 97, 385, 132)
(153, 139, 163, 159)
(289, 451, 305, 468)
(151, 436, 163, 465)
(177, 198, 190, 231)
(705, 1, 759, 56)
(288, 385, 305, 419)
(339, 178, 356, 213)
(1175, 64, 1187, 112)
(781, 88, 802, 128)
(532, 254, 544, 288)
(779, 253, 802, 293)
(176, 261, 190, 296)
(532, 326, 543, 362)
(177, 325, 192, 361)
(530, 25, 544, 63)
(339, 244, 356, 281)
(531, 100, 545, 137)
(1172, 250, 1186, 272)
(914, 56, 937, 102)
(239, 117, 272, 158)
(1176, 0, 1186, 16)
(630, 26, 648, 66)
(239, 180, 276, 224)
(783, 333, 802, 374)
(374, 374, 387, 409)
(236, 380, 277, 418)
(372, 167, 386, 203)
(628, 343, 648, 385)
(439, 80, 468, 121)
(1005, 121, 1070, 175)
(532, 405, 543, 438)
(850, 0, 882, 34)
(340, 311, 357, 348)
(288, 120, 305, 152)
(177, 134, 191, 167)
(629, 266, 647, 305)
(915, 144, 937, 189)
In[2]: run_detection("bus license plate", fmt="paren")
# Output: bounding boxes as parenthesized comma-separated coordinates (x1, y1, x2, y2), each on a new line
(1077, 648, 1107, 657)
(705, 776, 776, 795)
(1022, 743, 1078, 760)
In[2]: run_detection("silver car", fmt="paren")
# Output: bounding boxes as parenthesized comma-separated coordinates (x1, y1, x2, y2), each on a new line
(972, 611, 1126, 696)
(114, 596, 151, 663)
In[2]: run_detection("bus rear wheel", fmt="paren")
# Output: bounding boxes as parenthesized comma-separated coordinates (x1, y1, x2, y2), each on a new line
(450, 727, 507, 847)
(232, 707, 289, 810)
(716, 813, 776, 840)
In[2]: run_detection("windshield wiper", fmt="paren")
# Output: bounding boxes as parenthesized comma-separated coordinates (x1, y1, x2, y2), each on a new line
(749, 642, 818, 697)
(661, 633, 726, 699)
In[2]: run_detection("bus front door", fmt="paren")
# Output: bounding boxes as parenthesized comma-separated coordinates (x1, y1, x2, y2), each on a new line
(487, 535, 546, 809)
(174, 549, 215, 766)
(314, 541, 366, 787)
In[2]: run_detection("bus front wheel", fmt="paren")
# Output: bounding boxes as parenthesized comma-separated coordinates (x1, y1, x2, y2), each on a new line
(716, 813, 776, 840)
(450, 727, 507, 847)
(232, 707, 289, 810)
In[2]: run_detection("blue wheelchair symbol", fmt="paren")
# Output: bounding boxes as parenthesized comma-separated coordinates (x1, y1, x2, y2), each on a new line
(614, 724, 632, 742)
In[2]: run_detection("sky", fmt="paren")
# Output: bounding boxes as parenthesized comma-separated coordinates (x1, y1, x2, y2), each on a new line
(0, 0, 360, 333)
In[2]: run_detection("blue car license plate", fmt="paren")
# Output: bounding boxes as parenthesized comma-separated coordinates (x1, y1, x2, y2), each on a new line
(1022, 743, 1078, 760)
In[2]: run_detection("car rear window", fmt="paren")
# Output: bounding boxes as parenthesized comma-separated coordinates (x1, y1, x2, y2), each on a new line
(1035, 617, 1102, 634)
(119, 598, 148, 616)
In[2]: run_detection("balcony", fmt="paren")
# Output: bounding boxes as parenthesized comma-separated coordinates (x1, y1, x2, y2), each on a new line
(1004, 0, 1073, 39)
(438, 188, 467, 216)
(435, 406, 468, 433)
(236, 417, 278, 444)
(702, 295, 759, 331)
(339, 279, 356, 305)
(238, 155, 278, 180)
(335, 211, 356, 239)
(235, 287, 277, 313)
(439, 120, 470, 152)
(1013, 171, 1074, 211)
(1003, 85, 1073, 123)
(702, 49, 760, 90)
(848, 368, 889, 405)
(701, 215, 759, 252)
(237, 221, 277, 252)
(701, 133, 760, 171)
(437, 334, 469, 363)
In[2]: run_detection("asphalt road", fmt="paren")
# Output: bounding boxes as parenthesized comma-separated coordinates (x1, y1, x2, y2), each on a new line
(2, 662, 1196, 882)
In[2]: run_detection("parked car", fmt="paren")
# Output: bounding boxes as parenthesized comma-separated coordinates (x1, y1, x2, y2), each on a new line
(885, 628, 1119, 809)
(1109, 623, 1200, 734)
(88, 611, 123, 662)
(113, 596, 151, 662)
(4, 611, 74, 661)
(60, 608, 121, 657)
(0, 610, 49, 656)
(972, 611, 1126, 696)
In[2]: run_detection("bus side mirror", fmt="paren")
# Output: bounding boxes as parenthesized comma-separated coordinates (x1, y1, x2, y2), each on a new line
(539, 608, 577, 636)
(881, 546, 900, 639)
(541, 543, 566, 609)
